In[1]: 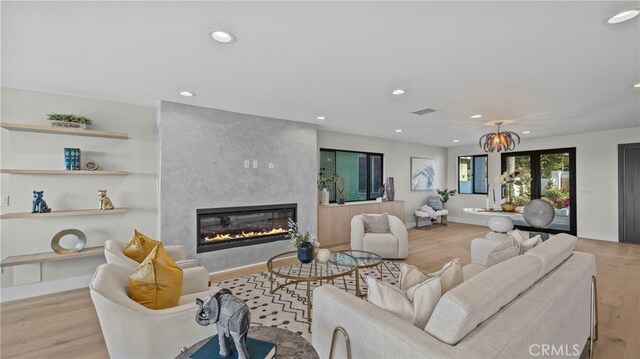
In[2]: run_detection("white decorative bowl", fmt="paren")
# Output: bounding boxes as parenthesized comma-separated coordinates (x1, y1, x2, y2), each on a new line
(317, 249, 331, 263)
(488, 216, 514, 233)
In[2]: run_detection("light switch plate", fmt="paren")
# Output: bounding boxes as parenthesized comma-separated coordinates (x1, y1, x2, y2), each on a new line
(244, 160, 250, 168)
(252, 160, 258, 169)
(1, 196, 9, 206)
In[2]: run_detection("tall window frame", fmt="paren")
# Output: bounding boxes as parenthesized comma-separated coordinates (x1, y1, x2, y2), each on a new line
(319, 148, 384, 203)
(501, 147, 577, 235)
(458, 155, 488, 195)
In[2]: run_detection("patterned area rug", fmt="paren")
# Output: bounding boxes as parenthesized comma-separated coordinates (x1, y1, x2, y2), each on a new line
(215, 260, 401, 341)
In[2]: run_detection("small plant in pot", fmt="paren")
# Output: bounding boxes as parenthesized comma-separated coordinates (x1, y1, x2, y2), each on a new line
(317, 168, 338, 206)
(436, 188, 457, 206)
(47, 113, 93, 130)
(286, 218, 316, 263)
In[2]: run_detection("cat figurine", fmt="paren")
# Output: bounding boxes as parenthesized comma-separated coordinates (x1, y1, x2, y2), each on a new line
(31, 191, 52, 213)
(98, 189, 114, 210)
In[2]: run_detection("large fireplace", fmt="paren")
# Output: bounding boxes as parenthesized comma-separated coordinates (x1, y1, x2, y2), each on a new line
(196, 203, 296, 253)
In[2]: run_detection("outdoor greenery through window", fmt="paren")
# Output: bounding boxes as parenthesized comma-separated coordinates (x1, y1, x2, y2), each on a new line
(458, 155, 488, 194)
(319, 149, 383, 202)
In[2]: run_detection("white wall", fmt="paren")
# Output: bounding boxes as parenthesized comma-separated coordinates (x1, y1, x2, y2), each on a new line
(318, 130, 448, 225)
(0, 87, 157, 300)
(446, 127, 640, 242)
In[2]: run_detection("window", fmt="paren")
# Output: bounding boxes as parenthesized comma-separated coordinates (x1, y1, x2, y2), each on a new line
(458, 155, 488, 194)
(502, 148, 576, 235)
(319, 149, 383, 202)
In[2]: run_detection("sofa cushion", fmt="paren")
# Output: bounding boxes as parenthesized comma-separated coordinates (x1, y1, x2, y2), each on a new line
(425, 255, 542, 344)
(520, 235, 542, 254)
(426, 196, 443, 210)
(462, 263, 485, 280)
(362, 213, 390, 233)
(486, 236, 520, 267)
(124, 230, 163, 263)
(524, 233, 577, 280)
(367, 276, 441, 328)
(129, 245, 183, 310)
(400, 260, 463, 295)
(363, 233, 398, 257)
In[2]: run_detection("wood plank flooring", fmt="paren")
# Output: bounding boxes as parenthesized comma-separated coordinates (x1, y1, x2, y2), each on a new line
(1, 223, 638, 358)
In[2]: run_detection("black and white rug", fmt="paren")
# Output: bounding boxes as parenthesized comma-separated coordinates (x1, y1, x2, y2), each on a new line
(215, 260, 401, 341)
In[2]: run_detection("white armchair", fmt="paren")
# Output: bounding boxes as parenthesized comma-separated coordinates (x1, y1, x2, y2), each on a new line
(104, 240, 210, 295)
(90, 263, 216, 359)
(351, 214, 408, 259)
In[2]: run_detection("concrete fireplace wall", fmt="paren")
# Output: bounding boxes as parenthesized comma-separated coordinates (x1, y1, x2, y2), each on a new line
(158, 101, 317, 272)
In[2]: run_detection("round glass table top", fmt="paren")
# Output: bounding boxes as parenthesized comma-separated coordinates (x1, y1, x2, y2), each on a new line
(266, 251, 357, 281)
(339, 250, 383, 267)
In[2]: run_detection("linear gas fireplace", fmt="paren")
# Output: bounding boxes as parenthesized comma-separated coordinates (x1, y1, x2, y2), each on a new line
(196, 203, 296, 253)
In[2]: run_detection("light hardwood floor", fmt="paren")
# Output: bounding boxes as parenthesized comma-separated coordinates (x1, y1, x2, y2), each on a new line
(1, 223, 639, 359)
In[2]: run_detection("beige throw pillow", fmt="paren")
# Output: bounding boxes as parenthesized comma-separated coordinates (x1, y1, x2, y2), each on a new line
(486, 236, 520, 267)
(362, 213, 390, 233)
(367, 276, 441, 328)
(399, 259, 463, 295)
(520, 235, 542, 254)
(510, 229, 526, 244)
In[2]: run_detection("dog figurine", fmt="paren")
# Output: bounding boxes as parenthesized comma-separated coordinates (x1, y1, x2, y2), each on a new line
(31, 191, 52, 213)
(98, 189, 114, 210)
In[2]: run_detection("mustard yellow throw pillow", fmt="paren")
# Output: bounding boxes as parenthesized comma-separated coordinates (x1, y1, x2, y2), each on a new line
(124, 230, 163, 263)
(129, 245, 183, 310)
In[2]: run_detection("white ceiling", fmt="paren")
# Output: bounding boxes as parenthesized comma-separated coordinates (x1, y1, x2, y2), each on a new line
(2, 1, 639, 147)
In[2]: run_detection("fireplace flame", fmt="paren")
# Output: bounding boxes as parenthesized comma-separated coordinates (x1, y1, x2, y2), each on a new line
(204, 227, 287, 242)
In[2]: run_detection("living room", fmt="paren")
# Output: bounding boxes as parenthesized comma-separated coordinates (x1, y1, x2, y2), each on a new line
(1, 1, 639, 359)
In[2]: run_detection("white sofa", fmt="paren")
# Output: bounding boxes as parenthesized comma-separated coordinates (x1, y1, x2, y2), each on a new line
(351, 214, 408, 259)
(90, 263, 216, 359)
(312, 234, 595, 358)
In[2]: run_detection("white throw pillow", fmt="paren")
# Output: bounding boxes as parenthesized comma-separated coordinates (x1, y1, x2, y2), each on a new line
(520, 235, 542, 254)
(367, 276, 441, 328)
(399, 260, 463, 295)
(486, 236, 520, 267)
(510, 229, 526, 244)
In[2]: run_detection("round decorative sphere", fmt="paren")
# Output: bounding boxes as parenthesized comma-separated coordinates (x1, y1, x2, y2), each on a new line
(523, 199, 555, 228)
(488, 216, 514, 233)
(317, 249, 331, 263)
(51, 229, 87, 254)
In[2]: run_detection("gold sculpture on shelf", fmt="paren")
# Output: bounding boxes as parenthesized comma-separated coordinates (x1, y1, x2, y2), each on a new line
(98, 189, 114, 210)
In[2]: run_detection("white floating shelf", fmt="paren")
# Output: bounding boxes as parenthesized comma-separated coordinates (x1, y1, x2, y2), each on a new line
(1, 169, 129, 175)
(0, 207, 129, 219)
(0, 246, 104, 267)
(1, 122, 128, 139)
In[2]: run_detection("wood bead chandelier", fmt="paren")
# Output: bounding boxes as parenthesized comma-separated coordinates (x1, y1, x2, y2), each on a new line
(478, 122, 520, 152)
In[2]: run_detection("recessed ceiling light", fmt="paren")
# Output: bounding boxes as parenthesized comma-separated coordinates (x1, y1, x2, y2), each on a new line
(608, 9, 640, 24)
(395, 129, 403, 133)
(633, 82, 640, 88)
(209, 30, 236, 43)
(391, 89, 406, 95)
(453, 139, 460, 143)
(470, 114, 483, 119)
(179, 91, 195, 97)
(522, 131, 531, 134)
(316, 116, 326, 120)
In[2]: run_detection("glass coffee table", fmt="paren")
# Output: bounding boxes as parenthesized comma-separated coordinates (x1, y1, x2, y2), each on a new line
(338, 250, 383, 297)
(267, 251, 358, 320)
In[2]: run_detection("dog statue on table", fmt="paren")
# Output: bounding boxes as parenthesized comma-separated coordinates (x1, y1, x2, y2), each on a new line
(31, 191, 52, 213)
(195, 289, 251, 359)
(98, 190, 114, 210)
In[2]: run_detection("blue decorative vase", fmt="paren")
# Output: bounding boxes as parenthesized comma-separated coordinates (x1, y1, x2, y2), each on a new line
(297, 243, 314, 264)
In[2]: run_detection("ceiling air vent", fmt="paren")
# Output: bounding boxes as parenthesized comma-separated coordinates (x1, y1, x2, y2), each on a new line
(412, 108, 438, 116)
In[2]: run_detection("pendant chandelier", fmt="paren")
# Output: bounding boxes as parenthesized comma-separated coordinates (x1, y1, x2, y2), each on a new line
(478, 122, 520, 152)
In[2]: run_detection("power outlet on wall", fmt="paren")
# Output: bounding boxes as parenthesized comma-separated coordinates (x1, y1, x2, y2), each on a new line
(1, 195, 9, 207)
(244, 160, 250, 169)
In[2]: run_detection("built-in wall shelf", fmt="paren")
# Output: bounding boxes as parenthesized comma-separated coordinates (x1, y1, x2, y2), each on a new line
(1, 207, 129, 219)
(0, 122, 128, 139)
(0, 246, 104, 267)
(1, 169, 129, 175)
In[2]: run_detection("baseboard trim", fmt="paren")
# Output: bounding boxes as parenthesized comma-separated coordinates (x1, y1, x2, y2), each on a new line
(0, 274, 93, 303)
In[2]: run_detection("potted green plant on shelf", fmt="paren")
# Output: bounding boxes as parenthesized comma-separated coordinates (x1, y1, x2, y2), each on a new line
(286, 218, 316, 263)
(317, 168, 338, 206)
(47, 113, 93, 130)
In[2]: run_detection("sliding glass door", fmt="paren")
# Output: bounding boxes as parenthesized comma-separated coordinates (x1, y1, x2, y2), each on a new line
(502, 148, 576, 235)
